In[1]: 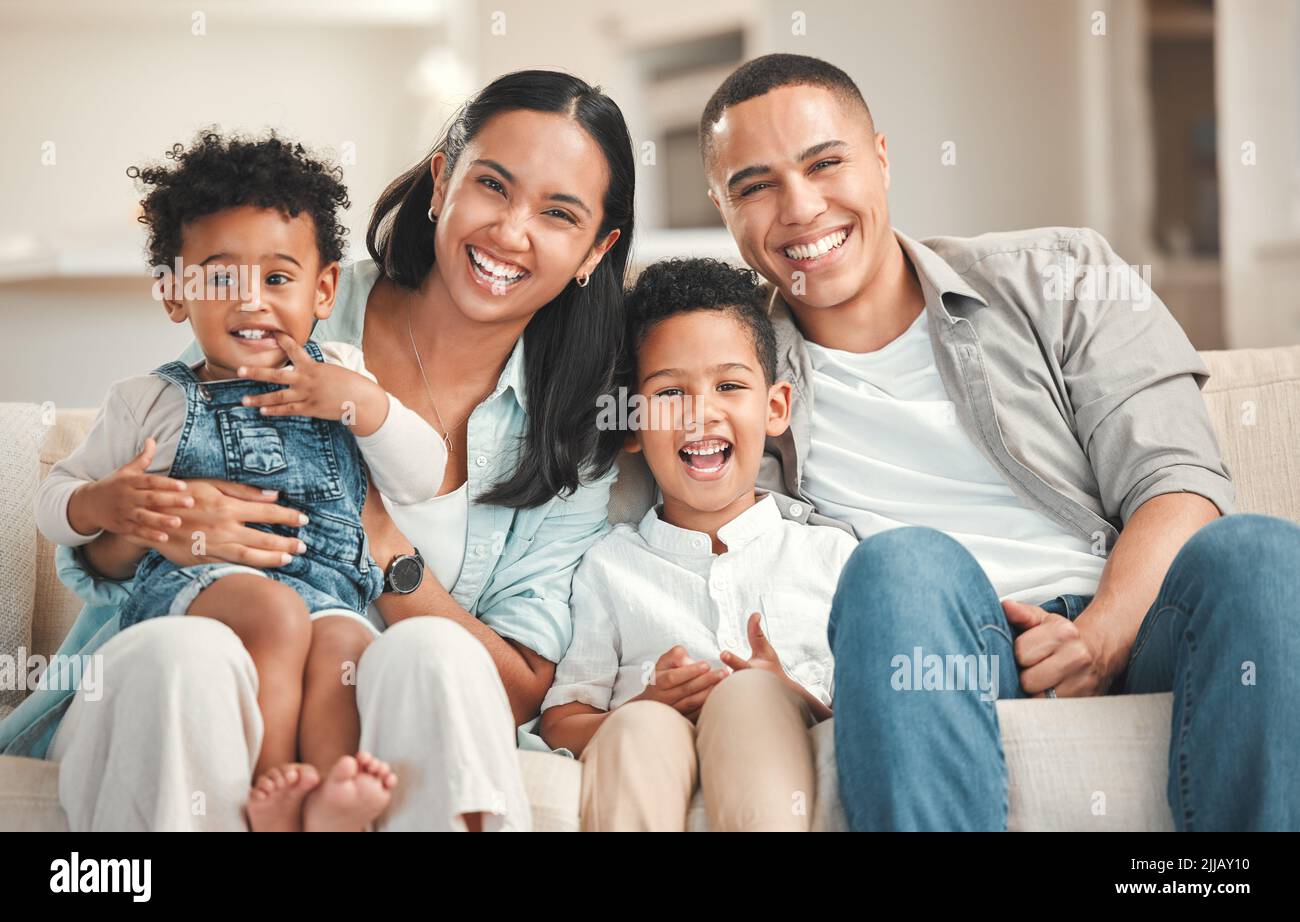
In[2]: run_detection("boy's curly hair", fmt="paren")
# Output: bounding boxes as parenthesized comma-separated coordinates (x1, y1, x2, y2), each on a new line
(623, 257, 778, 385)
(128, 128, 350, 270)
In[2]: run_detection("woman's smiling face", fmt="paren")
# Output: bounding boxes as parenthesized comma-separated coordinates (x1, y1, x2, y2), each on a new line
(427, 108, 619, 323)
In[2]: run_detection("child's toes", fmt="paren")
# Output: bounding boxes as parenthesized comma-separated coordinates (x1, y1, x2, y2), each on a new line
(328, 753, 360, 783)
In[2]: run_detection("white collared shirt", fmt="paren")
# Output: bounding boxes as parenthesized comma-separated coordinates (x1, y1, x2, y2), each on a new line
(542, 493, 859, 713)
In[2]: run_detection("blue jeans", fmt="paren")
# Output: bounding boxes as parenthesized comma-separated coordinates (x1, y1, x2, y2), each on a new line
(829, 514, 1300, 831)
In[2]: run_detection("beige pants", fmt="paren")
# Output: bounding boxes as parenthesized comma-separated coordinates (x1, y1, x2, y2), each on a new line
(48, 615, 531, 831)
(579, 669, 817, 831)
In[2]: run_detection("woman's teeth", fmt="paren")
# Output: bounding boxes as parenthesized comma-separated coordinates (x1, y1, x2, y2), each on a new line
(784, 228, 849, 261)
(469, 246, 528, 290)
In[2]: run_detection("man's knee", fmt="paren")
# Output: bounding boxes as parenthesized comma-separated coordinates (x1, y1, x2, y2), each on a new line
(1177, 514, 1300, 578)
(829, 527, 979, 642)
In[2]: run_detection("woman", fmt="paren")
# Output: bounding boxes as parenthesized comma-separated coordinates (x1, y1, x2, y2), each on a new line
(4, 70, 635, 831)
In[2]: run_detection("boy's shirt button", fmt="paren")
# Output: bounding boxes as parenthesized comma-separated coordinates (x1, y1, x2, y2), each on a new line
(788, 503, 804, 518)
(475, 455, 488, 467)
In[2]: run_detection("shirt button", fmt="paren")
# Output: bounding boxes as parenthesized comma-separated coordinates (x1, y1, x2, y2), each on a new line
(694, 537, 708, 550)
(473, 545, 486, 558)
(475, 454, 488, 467)
(788, 503, 804, 517)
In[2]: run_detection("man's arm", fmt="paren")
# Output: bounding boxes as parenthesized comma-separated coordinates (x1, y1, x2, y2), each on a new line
(1078, 492, 1220, 677)
(1011, 492, 1220, 696)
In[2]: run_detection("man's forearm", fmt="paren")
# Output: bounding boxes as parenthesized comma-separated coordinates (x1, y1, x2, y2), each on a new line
(1077, 492, 1220, 678)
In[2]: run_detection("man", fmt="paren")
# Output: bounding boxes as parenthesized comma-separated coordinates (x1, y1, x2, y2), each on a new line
(698, 52, 1300, 831)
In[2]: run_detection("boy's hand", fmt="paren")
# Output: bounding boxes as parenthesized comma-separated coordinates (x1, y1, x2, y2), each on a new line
(719, 612, 788, 678)
(66, 437, 194, 543)
(631, 645, 729, 722)
(722, 613, 834, 722)
(238, 334, 390, 437)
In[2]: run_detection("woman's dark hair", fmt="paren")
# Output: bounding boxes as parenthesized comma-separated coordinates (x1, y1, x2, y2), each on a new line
(129, 128, 350, 270)
(367, 70, 635, 509)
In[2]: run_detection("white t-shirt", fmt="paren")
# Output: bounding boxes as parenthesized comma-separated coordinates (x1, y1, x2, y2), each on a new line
(36, 341, 447, 547)
(382, 481, 468, 592)
(801, 310, 1106, 603)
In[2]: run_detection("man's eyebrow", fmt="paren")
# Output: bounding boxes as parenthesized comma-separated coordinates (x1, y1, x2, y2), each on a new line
(642, 361, 755, 384)
(471, 159, 591, 216)
(725, 139, 848, 192)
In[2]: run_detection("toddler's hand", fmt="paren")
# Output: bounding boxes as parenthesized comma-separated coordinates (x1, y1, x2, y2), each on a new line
(631, 645, 730, 722)
(66, 437, 193, 543)
(238, 334, 389, 437)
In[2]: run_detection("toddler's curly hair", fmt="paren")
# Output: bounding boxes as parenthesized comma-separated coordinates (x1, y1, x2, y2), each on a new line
(128, 128, 350, 270)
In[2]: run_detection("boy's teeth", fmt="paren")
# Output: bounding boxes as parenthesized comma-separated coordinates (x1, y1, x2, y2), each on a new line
(784, 228, 848, 260)
(235, 329, 269, 339)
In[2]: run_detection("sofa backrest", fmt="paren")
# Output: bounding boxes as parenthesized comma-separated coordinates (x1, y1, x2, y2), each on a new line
(4, 345, 1299, 667)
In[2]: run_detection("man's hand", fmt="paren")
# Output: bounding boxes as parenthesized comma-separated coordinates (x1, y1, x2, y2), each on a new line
(125, 478, 310, 569)
(66, 437, 194, 543)
(631, 645, 729, 722)
(1003, 599, 1112, 698)
(237, 333, 389, 437)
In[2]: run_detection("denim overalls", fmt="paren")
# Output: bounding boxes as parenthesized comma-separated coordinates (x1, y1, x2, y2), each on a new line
(118, 341, 384, 628)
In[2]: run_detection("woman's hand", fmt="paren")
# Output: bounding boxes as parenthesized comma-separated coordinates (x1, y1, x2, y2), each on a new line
(125, 478, 310, 569)
(238, 334, 389, 437)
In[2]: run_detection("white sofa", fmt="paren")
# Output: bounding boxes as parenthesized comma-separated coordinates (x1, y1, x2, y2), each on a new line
(2, 345, 1298, 831)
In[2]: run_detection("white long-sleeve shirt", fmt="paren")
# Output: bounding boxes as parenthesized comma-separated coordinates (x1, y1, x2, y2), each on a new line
(36, 341, 446, 547)
(541, 493, 859, 713)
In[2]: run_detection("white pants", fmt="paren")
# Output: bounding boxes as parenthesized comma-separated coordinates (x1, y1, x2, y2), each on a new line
(48, 615, 531, 831)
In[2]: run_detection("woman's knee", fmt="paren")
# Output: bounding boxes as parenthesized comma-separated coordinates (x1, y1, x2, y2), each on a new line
(106, 617, 255, 695)
(699, 668, 788, 720)
(359, 616, 491, 682)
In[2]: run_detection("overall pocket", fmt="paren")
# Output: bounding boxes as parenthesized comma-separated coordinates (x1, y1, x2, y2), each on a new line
(217, 405, 344, 503)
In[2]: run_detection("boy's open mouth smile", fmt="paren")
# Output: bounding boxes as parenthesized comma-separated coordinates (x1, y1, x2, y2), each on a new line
(678, 437, 733, 480)
(467, 244, 531, 294)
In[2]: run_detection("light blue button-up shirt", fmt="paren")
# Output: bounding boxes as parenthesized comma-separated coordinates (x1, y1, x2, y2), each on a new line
(1, 259, 615, 758)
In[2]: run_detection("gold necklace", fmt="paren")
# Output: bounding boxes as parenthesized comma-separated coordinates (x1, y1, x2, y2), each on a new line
(406, 306, 459, 455)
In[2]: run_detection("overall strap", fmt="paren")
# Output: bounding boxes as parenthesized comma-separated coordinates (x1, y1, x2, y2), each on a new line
(151, 359, 201, 391)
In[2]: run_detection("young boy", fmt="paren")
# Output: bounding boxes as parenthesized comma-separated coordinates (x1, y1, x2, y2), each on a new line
(539, 258, 859, 831)
(35, 132, 447, 831)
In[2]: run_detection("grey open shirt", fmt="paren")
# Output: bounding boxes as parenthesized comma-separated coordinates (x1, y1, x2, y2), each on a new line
(758, 226, 1234, 551)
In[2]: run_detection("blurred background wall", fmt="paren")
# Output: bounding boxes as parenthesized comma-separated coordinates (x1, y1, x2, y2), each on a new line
(1, 0, 1297, 408)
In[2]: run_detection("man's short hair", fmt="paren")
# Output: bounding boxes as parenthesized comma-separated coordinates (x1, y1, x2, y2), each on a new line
(699, 53, 873, 170)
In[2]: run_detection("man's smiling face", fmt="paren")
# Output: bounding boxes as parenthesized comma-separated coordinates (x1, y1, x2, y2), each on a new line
(704, 84, 895, 312)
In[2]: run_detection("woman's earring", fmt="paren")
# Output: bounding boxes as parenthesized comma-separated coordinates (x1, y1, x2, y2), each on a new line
(575, 272, 590, 288)
(427, 206, 438, 223)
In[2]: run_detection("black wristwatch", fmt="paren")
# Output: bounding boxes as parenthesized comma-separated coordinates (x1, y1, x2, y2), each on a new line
(383, 547, 425, 594)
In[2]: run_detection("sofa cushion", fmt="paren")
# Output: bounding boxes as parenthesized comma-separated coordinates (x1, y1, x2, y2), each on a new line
(0, 404, 43, 712)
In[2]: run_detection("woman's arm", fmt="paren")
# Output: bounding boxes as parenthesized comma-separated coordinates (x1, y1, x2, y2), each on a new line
(362, 480, 557, 725)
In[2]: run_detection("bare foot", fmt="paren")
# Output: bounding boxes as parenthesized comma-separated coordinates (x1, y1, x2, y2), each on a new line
(246, 763, 321, 832)
(302, 751, 398, 832)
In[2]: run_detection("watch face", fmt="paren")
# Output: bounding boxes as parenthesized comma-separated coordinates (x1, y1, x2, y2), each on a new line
(390, 555, 422, 593)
